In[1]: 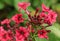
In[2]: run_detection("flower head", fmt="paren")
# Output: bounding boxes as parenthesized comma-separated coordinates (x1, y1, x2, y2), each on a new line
(44, 10, 57, 25)
(38, 12, 47, 20)
(38, 29, 48, 39)
(42, 4, 49, 12)
(18, 2, 30, 10)
(15, 27, 29, 40)
(12, 14, 24, 24)
(0, 26, 13, 41)
(1, 19, 11, 25)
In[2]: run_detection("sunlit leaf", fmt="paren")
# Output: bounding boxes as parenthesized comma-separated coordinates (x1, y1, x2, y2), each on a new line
(0, 2, 4, 9)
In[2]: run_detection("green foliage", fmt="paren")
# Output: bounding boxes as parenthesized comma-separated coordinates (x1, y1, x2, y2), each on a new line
(0, 0, 59, 10)
(35, 23, 60, 41)
(14, 0, 20, 10)
(35, 37, 47, 41)
(30, 0, 41, 9)
(0, 2, 5, 9)
(7, 10, 16, 18)
(4, 0, 13, 5)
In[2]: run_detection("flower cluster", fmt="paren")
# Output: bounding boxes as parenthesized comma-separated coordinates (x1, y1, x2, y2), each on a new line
(0, 2, 57, 41)
(28, 4, 57, 26)
(0, 26, 13, 41)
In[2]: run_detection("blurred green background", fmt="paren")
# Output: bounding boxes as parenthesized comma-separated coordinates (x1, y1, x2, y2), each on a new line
(0, 0, 60, 41)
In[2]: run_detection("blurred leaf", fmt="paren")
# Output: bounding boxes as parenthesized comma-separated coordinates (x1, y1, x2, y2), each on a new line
(21, 10, 28, 19)
(55, 4, 60, 12)
(52, 4, 60, 11)
(4, 0, 13, 6)
(7, 10, 16, 18)
(27, 6, 34, 12)
(41, 0, 52, 7)
(51, 0, 57, 4)
(19, 0, 29, 2)
(30, 0, 41, 9)
(47, 23, 60, 38)
(30, 10, 35, 16)
(0, 2, 4, 9)
(41, 0, 47, 5)
(35, 37, 47, 41)
(48, 33, 60, 41)
(14, 0, 20, 10)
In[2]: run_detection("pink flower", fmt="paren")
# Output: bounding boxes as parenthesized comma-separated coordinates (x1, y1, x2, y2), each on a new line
(15, 27, 29, 40)
(27, 25, 32, 32)
(38, 29, 48, 39)
(42, 4, 49, 12)
(27, 25, 35, 33)
(39, 12, 47, 20)
(12, 14, 24, 24)
(1, 19, 11, 25)
(41, 4, 57, 25)
(16, 37, 24, 41)
(0, 26, 13, 41)
(48, 10, 57, 21)
(44, 10, 57, 25)
(18, 2, 30, 10)
(0, 26, 7, 36)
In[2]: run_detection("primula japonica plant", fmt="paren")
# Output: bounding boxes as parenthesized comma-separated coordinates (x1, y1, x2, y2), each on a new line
(0, 2, 57, 41)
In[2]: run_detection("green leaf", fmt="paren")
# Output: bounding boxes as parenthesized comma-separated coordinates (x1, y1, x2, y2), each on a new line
(19, 0, 29, 2)
(47, 23, 60, 38)
(48, 33, 60, 41)
(21, 10, 28, 18)
(0, 2, 4, 9)
(4, 0, 13, 6)
(7, 10, 16, 18)
(27, 6, 34, 12)
(50, 0, 57, 4)
(30, 0, 42, 9)
(35, 37, 47, 41)
(14, 0, 20, 10)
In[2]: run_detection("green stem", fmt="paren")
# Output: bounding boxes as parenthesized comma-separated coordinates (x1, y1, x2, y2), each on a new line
(32, 38, 35, 41)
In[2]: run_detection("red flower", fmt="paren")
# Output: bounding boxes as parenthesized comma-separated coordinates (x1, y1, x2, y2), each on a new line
(38, 29, 48, 39)
(0, 26, 13, 41)
(16, 37, 24, 41)
(1, 19, 11, 25)
(42, 4, 57, 25)
(0, 26, 6, 37)
(27, 25, 32, 32)
(27, 25, 35, 33)
(48, 10, 57, 22)
(42, 4, 49, 12)
(15, 27, 29, 41)
(18, 2, 30, 10)
(44, 10, 57, 25)
(12, 14, 24, 24)
(39, 12, 47, 20)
